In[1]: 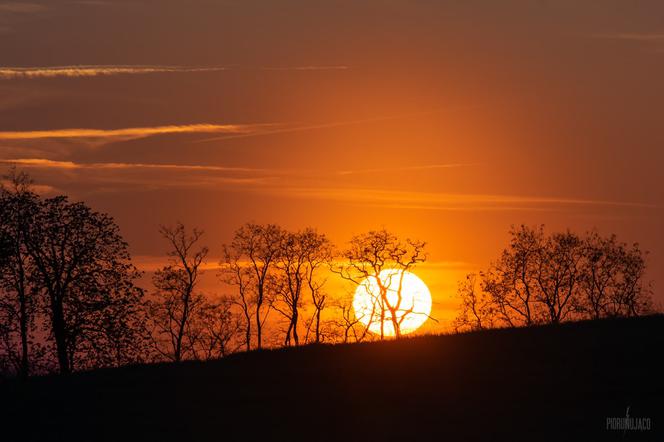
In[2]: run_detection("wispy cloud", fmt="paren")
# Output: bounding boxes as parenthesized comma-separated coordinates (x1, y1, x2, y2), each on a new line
(0, 178, 57, 195)
(69, 0, 112, 5)
(261, 66, 349, 71)
(337, 164, 477, 176)
(0, 158, 274, 192)
(1, 158, 264, 173)
(0, 65, 228, 79)
(195, 109, 459, 144)
(0, 123, 271, 146)
(0, 65, 352, 80)
(2, 158, 656, 210)
(274, 187, 655, 211)
(593, 33, 664, 41)
(0, 2, 46, 13)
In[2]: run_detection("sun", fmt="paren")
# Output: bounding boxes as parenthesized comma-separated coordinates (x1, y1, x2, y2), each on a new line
(353, 269, 432, 336)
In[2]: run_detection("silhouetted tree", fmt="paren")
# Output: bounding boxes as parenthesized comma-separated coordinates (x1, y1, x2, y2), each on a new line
(149, 223, 208, 362)
(222, 223, 283, 350)
(453, 274, 494, 332)
(0, 168, 40, 378)
(334, 229, 427, 339)
(196, 296, 243, 358)
(455, 225, 654, 330)
(274, 228, 331, 346)
(481, 225, 544, 326)
(331, 294, 370, 343)
(576, 231, 652, 318)
(534, 231, 584, 324)
(24, 195, 147, 374)
(302, 231, 333, 344)
(220, 246, 254, 351)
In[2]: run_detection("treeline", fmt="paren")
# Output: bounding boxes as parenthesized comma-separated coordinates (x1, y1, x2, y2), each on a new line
(0, 169, 656, 378)
(454, 225, 654, 331)
(0, 170, 430, 377)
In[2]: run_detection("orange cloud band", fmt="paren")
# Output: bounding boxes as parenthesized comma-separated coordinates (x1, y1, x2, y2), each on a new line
(0, 124, 266, 140)
(0, 65, 228, 79)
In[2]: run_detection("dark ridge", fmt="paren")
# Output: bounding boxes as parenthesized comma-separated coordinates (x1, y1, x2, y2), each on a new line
(2, 315, 663, 441)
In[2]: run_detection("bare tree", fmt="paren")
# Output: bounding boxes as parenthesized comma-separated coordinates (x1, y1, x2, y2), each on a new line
(455, 226, 655, 329)
(481, 225, 545, 327)
(453, 274, 494, 332)
(334, 229, 427, 339)
(614, 243, 652, 316)
(534, 231, 584, 324)
(273, 228, 332, 346)
(302, 230, 333, 344)
(577, 232, 652, 318)
(193, 296, 242, 359)
(222, 223, 283, 350)
(149, 223, 208, 362)
(220, 246, 254, 351)
(331, 294, 370, 343)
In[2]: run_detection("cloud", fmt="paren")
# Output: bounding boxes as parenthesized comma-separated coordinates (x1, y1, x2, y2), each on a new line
(0, 158, 275, 193)
(6, 158, 651, 210)
(593, 33, 664, 41)
(69, 0, 112, 5)
(195, 109, 457, 144)
(133, 255, 225, 272)
(0, 178, 57, 195)
(337, 163, 477, 176)
(261, 66, 349, 71)
(0, 123, 271, 146)
(0, 2, 46, 13)
(1, 158, 264, 173)
(273, 187, 655, 211)
(0, 65, 228, 79)
(0, 65, 353, 80)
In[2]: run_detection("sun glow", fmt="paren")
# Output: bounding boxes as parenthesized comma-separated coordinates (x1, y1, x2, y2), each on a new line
(353, 270, 432, 336)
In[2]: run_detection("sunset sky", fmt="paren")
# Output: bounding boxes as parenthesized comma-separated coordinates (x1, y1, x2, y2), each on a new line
(1, 0, 662, 331)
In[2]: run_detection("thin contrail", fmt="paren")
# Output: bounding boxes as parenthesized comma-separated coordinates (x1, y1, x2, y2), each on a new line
(0, 65, 229, 79)
(194, 106, 478, 144)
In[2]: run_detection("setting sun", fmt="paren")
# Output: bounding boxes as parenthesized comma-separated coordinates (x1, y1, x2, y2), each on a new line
(1, 1, 661, 440)
(353, 270, 432, 336)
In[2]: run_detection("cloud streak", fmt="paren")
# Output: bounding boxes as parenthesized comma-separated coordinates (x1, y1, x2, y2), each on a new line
(0, 123, 270, 145)
(195, 108, 465, 144)
(593, 33, 664, 41)
(0, 65, 228, 79)
(0, 65, 351, 80)
(4, 160, 653, 211)
(0, 2, 46, 13)
(0, 158, 275, 192)
(261, 66, 349, 71)
(337, 163, 477, 176)
(274, 187, 655, 211)
(1, 158, 264, 173)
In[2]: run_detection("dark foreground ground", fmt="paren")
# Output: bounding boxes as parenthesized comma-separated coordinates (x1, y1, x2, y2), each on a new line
(2, 316, 663, 441)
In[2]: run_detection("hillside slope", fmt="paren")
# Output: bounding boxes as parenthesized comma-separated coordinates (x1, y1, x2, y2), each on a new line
(2, 316, 663, 441)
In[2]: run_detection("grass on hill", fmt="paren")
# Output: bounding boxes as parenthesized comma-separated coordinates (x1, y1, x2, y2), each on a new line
(2, 315, 663, 441)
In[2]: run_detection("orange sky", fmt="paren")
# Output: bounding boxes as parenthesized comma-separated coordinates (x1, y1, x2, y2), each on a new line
(1, 0, 662, 333)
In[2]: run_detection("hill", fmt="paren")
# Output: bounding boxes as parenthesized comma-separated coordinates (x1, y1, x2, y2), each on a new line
(2, 316, 663, 441)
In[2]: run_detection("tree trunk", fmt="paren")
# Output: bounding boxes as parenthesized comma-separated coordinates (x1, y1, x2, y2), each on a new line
(284, 321, 292, 346)
(255, 288, 263, 350)
(18, 288, 29, 379)
(244, 309, 251, 351)
(292, 309, 299, 345)
(174, 297, 190, 362)
(314, 308, 321, 344)
(50, 295, 70, 374)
